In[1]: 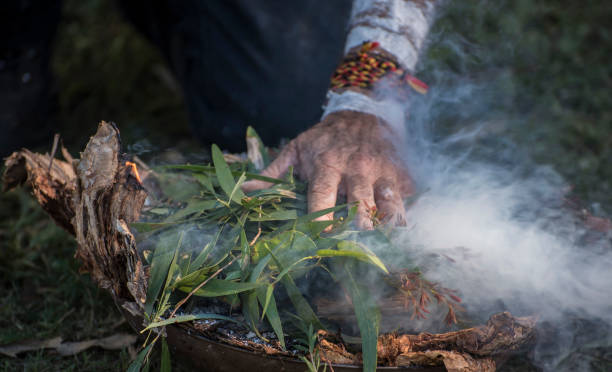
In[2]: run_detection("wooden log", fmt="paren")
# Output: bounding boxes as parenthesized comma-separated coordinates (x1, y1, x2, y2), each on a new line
(3, 121, 147, 307)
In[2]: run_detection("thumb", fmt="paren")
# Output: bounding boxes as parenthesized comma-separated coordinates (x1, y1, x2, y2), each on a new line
(242, 140, 298, 192)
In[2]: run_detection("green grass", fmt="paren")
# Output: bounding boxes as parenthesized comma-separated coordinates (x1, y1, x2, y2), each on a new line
(0, 188, 133, 371)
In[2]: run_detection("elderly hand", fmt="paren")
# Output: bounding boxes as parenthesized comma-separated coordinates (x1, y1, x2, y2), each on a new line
(242, 110, 413, 230)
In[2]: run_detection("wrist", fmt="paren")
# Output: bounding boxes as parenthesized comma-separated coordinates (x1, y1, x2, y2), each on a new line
(322, 91, 404, 129)
(322, 41, 428, 129)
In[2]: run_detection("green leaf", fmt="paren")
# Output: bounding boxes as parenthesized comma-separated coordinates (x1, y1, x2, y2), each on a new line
(130, 222, 173, 233)
(189, 227, 224, 272)
(211, 144, 246, 203)
(250, 209, 298, 221)
(256, 286, 285, 349)
(156, 172, 201, 202)
(239, 228, 250, 270)
(126, 342, 154, 372)
(145, 233, 181, 316)
(281, 275, 322, 330)
(143, 313, 246, 331)
(148, 208, 169, 215)
(193, 173, 216, 195)
(273, 205, 346, 237)
(163, 232, 184, 289)
(246, 126, 270, 167)
(161, 338, 171, 372)
(177, 278, 262, 297)
(317, 241, 388, 274)
(165, 199, 219, 222)
(249, 254, 272, 283)
(259, 284, 274, 320)
(229, 172, 248, 205)
(158, 164, 289, 185)
(339, 263, 380, 372)
(242, 290, 261, 333)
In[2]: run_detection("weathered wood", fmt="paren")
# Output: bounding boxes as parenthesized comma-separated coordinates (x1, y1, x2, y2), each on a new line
(375, 312, 535, 367)
(3, 148, 76, 234)
(3, 121, 147, 307)
(316, 311, 535, 370)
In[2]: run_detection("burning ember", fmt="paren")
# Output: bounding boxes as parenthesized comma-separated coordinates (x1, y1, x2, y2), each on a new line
(125, 161, 142, 184)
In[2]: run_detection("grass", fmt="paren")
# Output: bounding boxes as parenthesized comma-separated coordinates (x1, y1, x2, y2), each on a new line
(0, 188, 133, 371)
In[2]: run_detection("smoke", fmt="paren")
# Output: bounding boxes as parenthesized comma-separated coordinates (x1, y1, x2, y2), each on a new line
(380, 1, 612, 370)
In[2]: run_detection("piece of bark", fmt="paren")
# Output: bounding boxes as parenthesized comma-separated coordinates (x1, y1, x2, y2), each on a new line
(3, 121, 148, 307)
(373, 312, 535, 365)
(3, 149, 76, 234)
(317, 330, 359, 365)
(313, 311, 533, 369)
(404, 312, 536, 356)
(71, 121, 147, 304)
(397, 351, 496, 372)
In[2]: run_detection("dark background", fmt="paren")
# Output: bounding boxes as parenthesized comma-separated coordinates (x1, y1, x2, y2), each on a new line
(1, 0, 610, 370)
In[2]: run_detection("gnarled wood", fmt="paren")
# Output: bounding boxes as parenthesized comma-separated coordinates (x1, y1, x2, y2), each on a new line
(3, 121, 147, 307)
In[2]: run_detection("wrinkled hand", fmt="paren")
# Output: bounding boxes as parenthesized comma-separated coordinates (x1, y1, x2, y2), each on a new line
(242, 111, 413, 230)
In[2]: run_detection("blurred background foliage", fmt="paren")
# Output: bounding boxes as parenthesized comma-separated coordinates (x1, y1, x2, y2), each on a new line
(422, 0, 611, 213)
(1, 0, 610, 370)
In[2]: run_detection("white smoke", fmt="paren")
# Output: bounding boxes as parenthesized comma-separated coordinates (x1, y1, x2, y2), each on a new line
(383, 3, 612, 369)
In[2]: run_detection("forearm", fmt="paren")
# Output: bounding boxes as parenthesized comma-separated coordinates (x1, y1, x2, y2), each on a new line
(323, 0, 438, 124)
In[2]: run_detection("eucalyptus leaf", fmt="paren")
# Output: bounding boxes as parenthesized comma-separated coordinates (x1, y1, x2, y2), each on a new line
(165, 199, 219, 222)
(126, 342, 154, 372)
(246, 126, 270, 168)
(212, 144, 246, 203)
(281, 275, 322, 330)
(161, 338, 171, 372)
(145, 233, 181, 316)
(250, 209, 298, 221)
(177, 278, 262, 297)
(317, 242, 388, 274)
(143, 313, 246, 331)
(339, 263, 380, 372)
(158, 164, 288, 185)
(256, 286, 285, 349)
(189, 226, 224, 272)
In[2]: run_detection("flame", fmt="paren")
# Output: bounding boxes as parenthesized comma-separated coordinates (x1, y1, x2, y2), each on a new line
(125, 161, 142, 183)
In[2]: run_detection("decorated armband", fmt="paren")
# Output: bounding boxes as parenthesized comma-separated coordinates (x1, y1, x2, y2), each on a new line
(322, 0, 438, 125)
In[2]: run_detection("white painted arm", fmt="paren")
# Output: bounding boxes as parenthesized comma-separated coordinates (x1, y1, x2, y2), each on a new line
(323, 0, 438, 124)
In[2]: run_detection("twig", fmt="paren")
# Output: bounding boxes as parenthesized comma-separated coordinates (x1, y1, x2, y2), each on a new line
(47, 133, 60, 173)
(249, 208, 263, 246)
(250, 226, 262, 246)
(169, 255, 240, 318)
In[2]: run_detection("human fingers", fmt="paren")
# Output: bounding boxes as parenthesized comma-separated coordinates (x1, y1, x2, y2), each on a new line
(307, 165, 343, 223)
(345, 173, 376, 230)
(242, 140, 297, 192)
(374, 177, 407, 226)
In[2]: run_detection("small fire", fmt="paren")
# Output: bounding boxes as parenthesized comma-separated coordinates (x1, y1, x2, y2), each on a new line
(125, 161, 142, 183)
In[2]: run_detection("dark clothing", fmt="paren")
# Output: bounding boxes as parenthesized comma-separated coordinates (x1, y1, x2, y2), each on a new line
(0, 1, 62, 155)
(1, 1, 353, 155)
(120, 0, 353, 151)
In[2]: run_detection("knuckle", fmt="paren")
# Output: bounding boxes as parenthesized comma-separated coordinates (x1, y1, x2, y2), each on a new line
(348, 153, 375, 173)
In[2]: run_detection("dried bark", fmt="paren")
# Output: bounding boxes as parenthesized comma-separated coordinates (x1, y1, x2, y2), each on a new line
(318, 312, 535, 370)
(3, 121, 147, 306)
(397, 351, 496, 372)
(404, 312, 537, 356)
(376, 312, 536, 365)
(3, 148, 76, 234)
